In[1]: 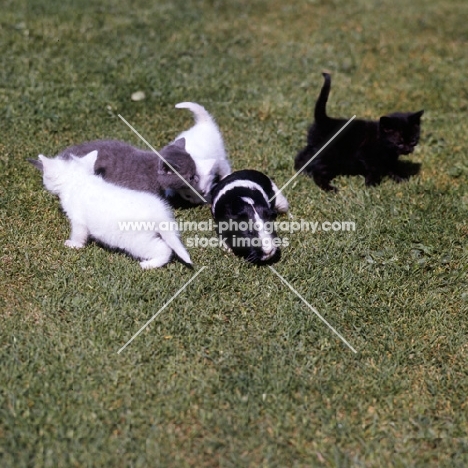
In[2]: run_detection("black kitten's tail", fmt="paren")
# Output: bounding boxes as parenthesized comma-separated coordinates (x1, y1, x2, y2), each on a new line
(314, 73, 331, 124)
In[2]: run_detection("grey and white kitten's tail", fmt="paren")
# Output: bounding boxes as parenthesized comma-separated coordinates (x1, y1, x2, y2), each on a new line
(175, 102, 214, 124)
(159, 229, 192, 265)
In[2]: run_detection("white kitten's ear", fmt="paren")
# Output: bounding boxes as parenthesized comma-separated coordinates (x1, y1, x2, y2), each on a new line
(76, 150, 98, 168)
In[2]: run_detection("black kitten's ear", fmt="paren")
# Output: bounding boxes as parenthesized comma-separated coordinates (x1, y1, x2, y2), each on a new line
(28, 158, 43, 172)
(379, 116, 395, 131)
(410, 110, 424, 121)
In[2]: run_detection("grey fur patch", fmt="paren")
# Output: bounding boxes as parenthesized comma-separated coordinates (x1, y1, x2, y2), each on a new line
(57, 138, 197, 194)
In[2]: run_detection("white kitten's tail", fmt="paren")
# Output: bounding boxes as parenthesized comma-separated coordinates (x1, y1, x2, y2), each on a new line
(175, 102, 214, 124)
(160, 230, 192, 265)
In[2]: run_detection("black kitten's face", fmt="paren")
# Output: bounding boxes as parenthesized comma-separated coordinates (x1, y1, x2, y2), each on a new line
(379, 110, 424, 155)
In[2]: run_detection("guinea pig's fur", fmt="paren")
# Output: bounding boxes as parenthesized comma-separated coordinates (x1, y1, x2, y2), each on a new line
(210, 169, 289, 264)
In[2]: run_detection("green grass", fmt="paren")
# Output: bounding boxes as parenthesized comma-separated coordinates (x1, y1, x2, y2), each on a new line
(1, 0, 468, 466)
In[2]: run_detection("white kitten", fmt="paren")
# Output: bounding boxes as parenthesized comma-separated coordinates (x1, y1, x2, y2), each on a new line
(172, 102, 231, 204)
(34, 151, 192, 269)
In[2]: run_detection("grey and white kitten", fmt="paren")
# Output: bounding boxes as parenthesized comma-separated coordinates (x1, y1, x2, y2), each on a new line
(54, 138, 198, 196)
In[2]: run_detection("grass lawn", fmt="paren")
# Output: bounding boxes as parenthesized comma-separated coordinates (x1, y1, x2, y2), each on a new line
(1, 0, 467, 466)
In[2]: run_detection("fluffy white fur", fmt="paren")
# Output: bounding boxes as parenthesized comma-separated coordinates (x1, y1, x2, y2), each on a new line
(173, 102, 231, 203)
(37, 151, 192, 269)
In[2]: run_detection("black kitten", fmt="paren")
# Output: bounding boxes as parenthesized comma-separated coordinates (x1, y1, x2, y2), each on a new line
(294, 73, 424, 191)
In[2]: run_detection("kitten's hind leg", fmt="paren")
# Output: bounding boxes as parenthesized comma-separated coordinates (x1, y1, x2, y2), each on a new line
(139, 237, 173, 269)
(65, 221, 88, 248)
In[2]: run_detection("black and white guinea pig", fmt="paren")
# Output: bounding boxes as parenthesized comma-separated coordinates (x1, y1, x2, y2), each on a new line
(210, 169, 289, 264)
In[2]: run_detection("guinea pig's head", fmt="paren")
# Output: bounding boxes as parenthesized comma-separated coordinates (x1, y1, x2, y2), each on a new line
(217, 196, 280, 264)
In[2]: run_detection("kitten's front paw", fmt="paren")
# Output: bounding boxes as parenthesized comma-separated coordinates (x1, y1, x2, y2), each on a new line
(389, 173, 408, 183)
(320, 184, 338, 192)
(364, 177, 382, 187)
(65, 240, 85, 249)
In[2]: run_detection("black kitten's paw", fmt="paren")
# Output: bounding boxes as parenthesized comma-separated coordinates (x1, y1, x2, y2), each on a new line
(323, 184, 338, 192)
(364, 176, 382, 187)
(314, 180, 338, 192)
(389, 172, 407, 183)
